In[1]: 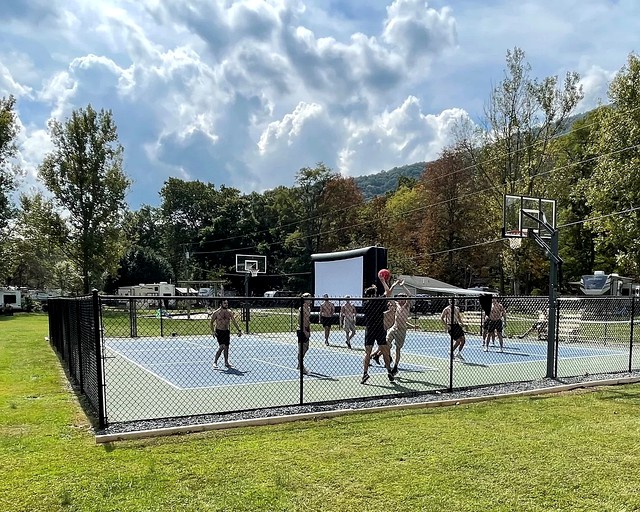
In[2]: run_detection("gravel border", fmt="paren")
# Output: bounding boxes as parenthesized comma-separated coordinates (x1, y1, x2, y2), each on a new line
(95, 371, 640, 439)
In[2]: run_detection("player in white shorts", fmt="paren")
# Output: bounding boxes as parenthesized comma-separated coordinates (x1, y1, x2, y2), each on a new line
(387, 292, 417, 376)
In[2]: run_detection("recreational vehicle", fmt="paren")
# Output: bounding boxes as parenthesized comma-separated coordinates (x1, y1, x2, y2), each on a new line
(0, 288, 22, 312)
(117, 282, 176, 307)
(579, 271, 640, 296)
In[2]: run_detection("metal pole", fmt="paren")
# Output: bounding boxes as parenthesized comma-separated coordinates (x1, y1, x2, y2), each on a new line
(298, 297, 304, 405)
(244, 272, 250, 334)
(629, 295, 635, 372)
(546, 230, 559, 378)
(92, 290, 106, 430)
(449, 297, 454, 391)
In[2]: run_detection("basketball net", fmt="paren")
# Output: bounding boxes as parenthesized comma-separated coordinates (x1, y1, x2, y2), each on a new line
(507, 229, 524, 250)
(249, 269, 258, 278)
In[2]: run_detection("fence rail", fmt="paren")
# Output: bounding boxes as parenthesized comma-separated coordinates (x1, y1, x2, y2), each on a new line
(48, 294, 639, 429)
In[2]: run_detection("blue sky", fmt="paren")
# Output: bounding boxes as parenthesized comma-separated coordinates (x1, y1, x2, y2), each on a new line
(1, 0, 637, 208)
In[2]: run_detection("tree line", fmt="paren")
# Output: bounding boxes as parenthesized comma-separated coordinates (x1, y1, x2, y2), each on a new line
(1, 48, 639, 297)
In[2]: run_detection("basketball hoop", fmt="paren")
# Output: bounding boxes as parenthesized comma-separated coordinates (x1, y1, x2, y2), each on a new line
(249, 269, 258, 278)
(506, 230, 524, 250)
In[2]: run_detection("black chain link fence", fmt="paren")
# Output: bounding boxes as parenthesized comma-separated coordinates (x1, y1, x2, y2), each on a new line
(48, 292, 105, 428)
(48, 294, 639, 429)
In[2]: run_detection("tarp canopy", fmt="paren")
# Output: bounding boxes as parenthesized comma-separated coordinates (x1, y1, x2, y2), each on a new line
(397, 275, 466, 294)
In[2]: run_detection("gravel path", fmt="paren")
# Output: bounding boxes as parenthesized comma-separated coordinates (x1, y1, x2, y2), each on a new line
(97, 371, 640, 437)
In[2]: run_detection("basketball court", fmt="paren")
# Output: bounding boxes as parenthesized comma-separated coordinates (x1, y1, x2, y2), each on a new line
(102, 329, 630, 423)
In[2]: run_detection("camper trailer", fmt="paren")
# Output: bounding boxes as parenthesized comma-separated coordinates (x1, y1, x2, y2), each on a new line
(0, 288, 22, 312)
(580, 271, 640, 296)
(117, 282, 176, 307)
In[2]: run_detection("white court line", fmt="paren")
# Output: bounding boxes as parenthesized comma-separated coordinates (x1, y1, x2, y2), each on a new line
(251, 358, 298, 372)
(104, 348, 181, 390)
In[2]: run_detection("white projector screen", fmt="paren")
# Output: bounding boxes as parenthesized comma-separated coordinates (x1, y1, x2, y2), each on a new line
(314, 256, 364, 304)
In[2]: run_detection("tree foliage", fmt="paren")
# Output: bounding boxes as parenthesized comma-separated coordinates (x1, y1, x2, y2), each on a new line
(38, 105, 131, 293)
(7, 49, 640, 295)
(0, 95, 20, 284)
(104, 246, 175, 293)
(584, 53, 640, 275)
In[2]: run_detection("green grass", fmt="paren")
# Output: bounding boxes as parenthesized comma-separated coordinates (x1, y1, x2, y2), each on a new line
(2, 314, 640, 511)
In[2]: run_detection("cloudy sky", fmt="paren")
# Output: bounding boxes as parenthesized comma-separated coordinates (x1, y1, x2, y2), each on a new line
(1, 0, 637, 208)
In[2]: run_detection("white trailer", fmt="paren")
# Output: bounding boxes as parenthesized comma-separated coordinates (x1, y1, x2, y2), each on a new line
(117, 282, 176, 307)
(580, 271, 640, 296)
(0, 288, 22, 311)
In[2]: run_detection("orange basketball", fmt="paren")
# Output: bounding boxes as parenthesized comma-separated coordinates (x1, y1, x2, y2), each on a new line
(378, 268, 391, 282)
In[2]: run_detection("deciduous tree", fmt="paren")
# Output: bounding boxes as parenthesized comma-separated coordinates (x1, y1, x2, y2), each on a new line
(585, 53, 640, 276)
(38, 105, 131, 293)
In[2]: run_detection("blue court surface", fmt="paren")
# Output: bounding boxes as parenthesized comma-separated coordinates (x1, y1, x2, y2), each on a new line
(105, 332, 624, 390)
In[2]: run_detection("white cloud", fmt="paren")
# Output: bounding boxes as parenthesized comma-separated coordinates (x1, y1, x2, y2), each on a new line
(339, 96, 471, 175)
(382, 0, 457, 66)
(577, 65, 615, 111)
(2, 0, 638, 207)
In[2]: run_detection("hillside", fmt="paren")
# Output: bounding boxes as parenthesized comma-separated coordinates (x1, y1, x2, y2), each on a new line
(352, 108, 596, 199)
(352, 161, 427, 200)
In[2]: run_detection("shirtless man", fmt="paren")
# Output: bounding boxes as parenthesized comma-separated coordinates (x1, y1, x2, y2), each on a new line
(319, 294, 336, 345)
(297, 293, 312, 374)
(370, 274, 403, 365)
(339, 295, 356, 349)
(209, 300, 242, 368)
(484, 297, 507, 352)
(387, 292, 417, 376)
(441, 299, 466, 360)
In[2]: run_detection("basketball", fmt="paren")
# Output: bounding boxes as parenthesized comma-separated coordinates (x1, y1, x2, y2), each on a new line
(378, 268, 391, 282)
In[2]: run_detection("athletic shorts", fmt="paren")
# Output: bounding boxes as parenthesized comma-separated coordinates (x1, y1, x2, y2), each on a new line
(216, 329, 231, 345)
(386, 326, 407, 348)
(487, 320, 503, 332)
(448, 324, 464, 340)
(320, 316, 333, 327)
(343, 318, 356, 332)
(365, 329, 387, 346)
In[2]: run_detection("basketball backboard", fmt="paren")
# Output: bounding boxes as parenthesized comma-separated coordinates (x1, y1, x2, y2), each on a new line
(503, 195, 556, 240)
(235, 254, 267, 274)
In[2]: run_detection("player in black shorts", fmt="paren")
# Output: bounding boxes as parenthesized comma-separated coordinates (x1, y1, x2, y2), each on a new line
(440, 299, 467, 361)
(361, 285, 394, 384)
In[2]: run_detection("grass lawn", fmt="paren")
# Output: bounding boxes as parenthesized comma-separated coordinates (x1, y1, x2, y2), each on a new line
(1, 313, 640, 511)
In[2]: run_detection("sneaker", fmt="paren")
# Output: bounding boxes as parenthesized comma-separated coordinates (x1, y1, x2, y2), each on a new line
(225, 363, 234, 368)
(388, 372, 395, 383)
(346, 341, 352, 349)
(213, 361, 219, 369)
(498, 348, 504, 353)
(483, 347, 488, 352)
(391, 366, 398, 376)
(372, 354, 380, 365)
(361, 373, 370, 384)
(457, 353, 465, 361)
(303, 366, 310, 375)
